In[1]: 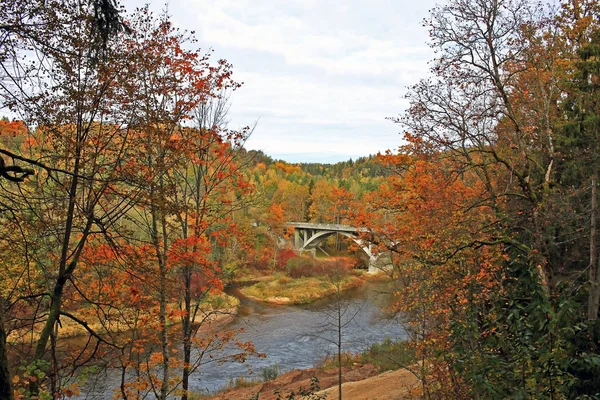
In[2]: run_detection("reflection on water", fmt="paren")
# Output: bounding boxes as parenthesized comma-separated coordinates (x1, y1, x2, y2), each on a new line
(78, 280, 405, 398)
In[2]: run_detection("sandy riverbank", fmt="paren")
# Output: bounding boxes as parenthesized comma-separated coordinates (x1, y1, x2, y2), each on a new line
(204, 364, 421, 400)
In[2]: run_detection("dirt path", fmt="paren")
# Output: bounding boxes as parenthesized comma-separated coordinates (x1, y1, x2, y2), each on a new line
(317, 368, 421, 399)
(205, 365, 421, 400)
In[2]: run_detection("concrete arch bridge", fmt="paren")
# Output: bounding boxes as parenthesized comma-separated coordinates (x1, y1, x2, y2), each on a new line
(285, 222, 381, 273)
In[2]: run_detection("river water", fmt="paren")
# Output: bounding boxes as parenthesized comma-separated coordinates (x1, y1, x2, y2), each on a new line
(77, 279, 405, 398)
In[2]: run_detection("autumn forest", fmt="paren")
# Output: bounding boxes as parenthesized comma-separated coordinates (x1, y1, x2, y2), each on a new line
(1, 0, 600, 399)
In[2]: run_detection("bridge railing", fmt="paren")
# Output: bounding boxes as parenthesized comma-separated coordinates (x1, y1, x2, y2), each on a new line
(286, 222, 369, 233)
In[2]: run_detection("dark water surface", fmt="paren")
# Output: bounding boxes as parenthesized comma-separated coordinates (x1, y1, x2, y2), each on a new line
(78, 279, 406, 398)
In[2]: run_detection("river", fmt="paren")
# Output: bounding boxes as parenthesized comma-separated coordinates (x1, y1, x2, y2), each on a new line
(77, 279, 406, 398)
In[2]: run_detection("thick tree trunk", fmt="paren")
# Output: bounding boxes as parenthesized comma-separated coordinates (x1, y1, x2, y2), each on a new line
(34, 277, 66, 360)
(589, 173, 600, 321)
(0, 303, 13, 400)
(30, 272, 69, 396)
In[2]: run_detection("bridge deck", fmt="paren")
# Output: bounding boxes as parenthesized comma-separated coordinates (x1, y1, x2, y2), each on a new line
(286, 222, 368, 233)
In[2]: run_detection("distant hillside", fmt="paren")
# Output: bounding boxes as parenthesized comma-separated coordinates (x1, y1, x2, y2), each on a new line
(245, 150, 389, 179)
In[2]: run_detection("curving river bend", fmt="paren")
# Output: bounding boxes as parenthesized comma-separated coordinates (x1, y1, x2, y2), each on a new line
(78, 279, 406, 398)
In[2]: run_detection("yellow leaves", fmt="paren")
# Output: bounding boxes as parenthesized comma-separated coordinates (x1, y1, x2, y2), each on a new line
(255, 162, 267, 172)
(61, 383, 81, 398)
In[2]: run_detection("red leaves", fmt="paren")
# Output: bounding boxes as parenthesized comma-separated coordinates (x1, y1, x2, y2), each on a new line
(0, 119, 26, 137)
(168, 235, 210, 268)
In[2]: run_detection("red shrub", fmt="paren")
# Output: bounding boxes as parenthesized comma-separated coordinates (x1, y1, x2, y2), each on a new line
(276, 249, 298, 269)
(286, 256, 354, 278)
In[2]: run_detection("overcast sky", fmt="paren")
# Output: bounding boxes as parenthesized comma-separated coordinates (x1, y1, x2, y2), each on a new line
(126, 0, 441, 163)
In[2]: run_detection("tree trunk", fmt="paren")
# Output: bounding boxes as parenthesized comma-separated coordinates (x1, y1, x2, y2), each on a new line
(30, 132, 85, 394)
(337, 303, 342, 400)
(158, 260, 169, 400)
(589, 173, 600, 321)
(151, 191, 170, 400)
(0, 303, 13, 400)
(337, 279, 342, 400)
(181, 266, 192, 400)
(30, 275, 67, 395)
(159, 217, 170, 400)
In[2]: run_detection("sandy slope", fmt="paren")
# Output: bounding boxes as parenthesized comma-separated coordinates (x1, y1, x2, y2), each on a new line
(317, 368, 421, 400)
(206, 365, 422, 400)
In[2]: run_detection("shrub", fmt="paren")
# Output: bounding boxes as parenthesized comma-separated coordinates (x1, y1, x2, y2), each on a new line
(261, 363, 280, 381)
(227, 375, 258, 389)
(359, 338, 415, 372)
(316, 352, 361, 371)
(276, 249, 297, 269)
(286, 256, 315, 278)
(323, 259, 352, 278)
(286, 257, 354, 279)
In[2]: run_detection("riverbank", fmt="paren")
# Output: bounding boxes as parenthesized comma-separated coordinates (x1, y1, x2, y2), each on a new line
(202, 337, 420, 399)
(202, 364, 421, 400)
(238, 271, 368, 305)
(7, 292, 239, 343)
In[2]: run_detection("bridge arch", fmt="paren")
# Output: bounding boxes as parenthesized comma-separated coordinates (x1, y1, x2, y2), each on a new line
(286, 222, 378, 271)
(301, 230, 374, 260)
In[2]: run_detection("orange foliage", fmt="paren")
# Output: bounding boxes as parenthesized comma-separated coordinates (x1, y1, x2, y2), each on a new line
(0, 120, 26, 137)
(352, 146, 504, 394)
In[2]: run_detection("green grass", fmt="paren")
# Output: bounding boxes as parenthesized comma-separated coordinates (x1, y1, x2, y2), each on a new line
(261, 363, 280, 381)
(316, 338, 415, 373)
(360, 338, 415, 372)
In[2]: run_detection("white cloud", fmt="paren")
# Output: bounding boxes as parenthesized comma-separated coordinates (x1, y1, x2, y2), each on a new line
(125, 0, 440, 162)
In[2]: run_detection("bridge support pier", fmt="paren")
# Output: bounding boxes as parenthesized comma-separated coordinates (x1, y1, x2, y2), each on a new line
(368, 259, 377, 273)
(367, 244, 379, 273)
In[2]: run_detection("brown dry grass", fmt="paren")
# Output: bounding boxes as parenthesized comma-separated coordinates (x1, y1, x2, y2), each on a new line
(239, 273, 365, 304)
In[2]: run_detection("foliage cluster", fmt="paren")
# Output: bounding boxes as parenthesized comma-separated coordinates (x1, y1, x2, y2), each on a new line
(345, 0, 600, 398)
